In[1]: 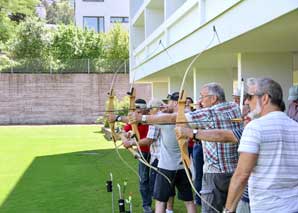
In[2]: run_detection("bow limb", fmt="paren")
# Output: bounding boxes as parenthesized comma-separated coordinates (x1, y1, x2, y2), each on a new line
(176, 90, 196, 191)
(176, 90, 191, 168)
(127, 87, 172, 184)
(127, 87, 152, 163)
(107, 89, 140, 179)
(128, 87, 141, 140)
(177, 92, 220, 213)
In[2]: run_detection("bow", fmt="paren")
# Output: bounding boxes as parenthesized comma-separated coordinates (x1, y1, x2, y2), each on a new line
(127, 86, 172, 184)
(107, 87, 141, 180)
(174, 28, 221, 212)
(176, 91, 191, 169)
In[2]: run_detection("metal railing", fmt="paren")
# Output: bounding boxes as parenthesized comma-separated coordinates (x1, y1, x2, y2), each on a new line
(0, 58, 129, 74)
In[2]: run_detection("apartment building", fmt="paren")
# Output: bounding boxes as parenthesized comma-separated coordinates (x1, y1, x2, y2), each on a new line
(75, 0, 129, 32)
(129, 0, 298, 102)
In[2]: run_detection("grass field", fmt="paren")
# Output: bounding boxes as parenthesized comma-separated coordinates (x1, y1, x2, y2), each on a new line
(0, 125, 197, 213)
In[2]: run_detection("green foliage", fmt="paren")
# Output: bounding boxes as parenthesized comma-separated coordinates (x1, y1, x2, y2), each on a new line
(51, 25, 103, 60)
(0, 55, 19, 71)
(9, 17, 51, 59)
(115, 96, 130, 116)
(7, 17, 52, 71)
(102, 23, 129, 70)
(0, 0, 38, 43)
(42, 0, 74, 25)
(102, 96, 130, 128)
(103, 23, 129, 61)
(5, 17, 129, 73)
(50, 24, 104, 71)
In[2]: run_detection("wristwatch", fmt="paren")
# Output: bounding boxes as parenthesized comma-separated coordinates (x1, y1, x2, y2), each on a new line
(116, 115, 122, 122)
(223, 208, 235, 213)
(193, 129, 198, 139)
(141, 115, 147, 123)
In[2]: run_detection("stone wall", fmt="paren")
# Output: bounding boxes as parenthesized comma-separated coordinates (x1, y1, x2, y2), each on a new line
(0, 74, 152, 125)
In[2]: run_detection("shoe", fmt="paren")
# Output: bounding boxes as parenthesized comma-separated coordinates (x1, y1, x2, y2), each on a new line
(143, 206, 153, 213)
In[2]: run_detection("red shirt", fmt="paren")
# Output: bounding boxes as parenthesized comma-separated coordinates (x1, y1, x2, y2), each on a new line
(188, 138, 194, 148)
(123, 124, 150, 153)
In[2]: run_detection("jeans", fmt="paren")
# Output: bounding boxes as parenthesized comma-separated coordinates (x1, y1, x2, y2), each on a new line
(149, 158, 158, 198)
(139, 152, 151, 207)
(193, 143, 204, 205)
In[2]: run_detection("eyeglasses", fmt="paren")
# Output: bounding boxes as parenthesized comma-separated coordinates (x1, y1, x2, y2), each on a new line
(198, 95, 213, 100)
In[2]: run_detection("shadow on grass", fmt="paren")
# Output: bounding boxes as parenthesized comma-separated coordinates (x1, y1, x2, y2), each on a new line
(0, 149, 142, 213)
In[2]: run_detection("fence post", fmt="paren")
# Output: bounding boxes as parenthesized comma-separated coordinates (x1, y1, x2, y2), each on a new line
(50, 63, 52, 74)
(87, 59, 90, 74)
(10, 64, 13, 73)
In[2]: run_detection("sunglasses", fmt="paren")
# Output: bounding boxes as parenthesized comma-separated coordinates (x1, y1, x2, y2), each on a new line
(244, 93, 254, 101)
(198, 95, 213, 100)
(244, 93, 269, 101)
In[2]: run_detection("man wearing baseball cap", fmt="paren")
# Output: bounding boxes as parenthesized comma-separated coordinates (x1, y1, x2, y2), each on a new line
(147, 92, 196, 213)
(287, 85, 298, 122)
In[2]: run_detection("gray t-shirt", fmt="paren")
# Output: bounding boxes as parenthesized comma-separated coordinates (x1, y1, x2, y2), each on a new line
(157, 124, 184, 170)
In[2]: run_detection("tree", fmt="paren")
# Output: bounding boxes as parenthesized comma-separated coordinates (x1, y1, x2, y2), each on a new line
(42, 0, 74, 25)
(7, 17, 52, 72)
(104, 23, 129, 61)
(102, 23, 129, 71)
(50, 24, 104, 72)
(51, 24, 103, 60)
(4, 16, 129, 73)
(0, 0, 38, 44)
(9, 17, 51, 59)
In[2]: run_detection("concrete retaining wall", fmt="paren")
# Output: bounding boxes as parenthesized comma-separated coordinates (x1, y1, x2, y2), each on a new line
(0, 74, 151, 124)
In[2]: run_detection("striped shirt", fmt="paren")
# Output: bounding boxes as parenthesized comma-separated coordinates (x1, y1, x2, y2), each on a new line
(239, 111, 298, 213)
(186, 101, 242, 173)
(146, 125, 161, 164)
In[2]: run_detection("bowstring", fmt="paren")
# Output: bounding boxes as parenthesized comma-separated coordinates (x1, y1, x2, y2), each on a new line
(108, 61, 141, 180)
(162, 28, 221, 213)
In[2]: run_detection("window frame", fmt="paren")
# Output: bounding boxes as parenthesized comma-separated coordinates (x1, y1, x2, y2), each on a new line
(110, 16, 129, 24)
(83, 16, 105, 33)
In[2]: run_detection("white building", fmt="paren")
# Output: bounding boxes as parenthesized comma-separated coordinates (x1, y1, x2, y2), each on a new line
(75, 0, 129, 33)
(129, 0, 298, 102)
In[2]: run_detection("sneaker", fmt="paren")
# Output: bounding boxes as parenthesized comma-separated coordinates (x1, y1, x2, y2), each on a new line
(143, 206, 153, 213)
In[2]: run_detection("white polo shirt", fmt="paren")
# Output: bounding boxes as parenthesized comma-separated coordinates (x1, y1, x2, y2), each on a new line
(239, 111, 298, 213)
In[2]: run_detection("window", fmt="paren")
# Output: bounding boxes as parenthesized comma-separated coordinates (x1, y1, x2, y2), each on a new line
(110, 16, 129, 23)
(83, 16, 104, 33)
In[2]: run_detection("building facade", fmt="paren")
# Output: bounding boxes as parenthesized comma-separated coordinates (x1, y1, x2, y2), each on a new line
(75, 0, 129, 33)
(129, 0, 298, 102)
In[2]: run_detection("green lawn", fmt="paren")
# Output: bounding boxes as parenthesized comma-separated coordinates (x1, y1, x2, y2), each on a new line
(0, 125, 197, 213)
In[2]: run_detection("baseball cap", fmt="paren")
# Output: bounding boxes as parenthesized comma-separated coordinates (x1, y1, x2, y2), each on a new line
(232, 89, 241, 97)
(147, 99, 163, 109)
(288, 85, 298, 101)
(135, 99, 147, 109)
(166, 92, 179, 101)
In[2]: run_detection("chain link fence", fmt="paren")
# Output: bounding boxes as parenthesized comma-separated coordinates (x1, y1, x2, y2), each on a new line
(0, 58, 129, 74)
